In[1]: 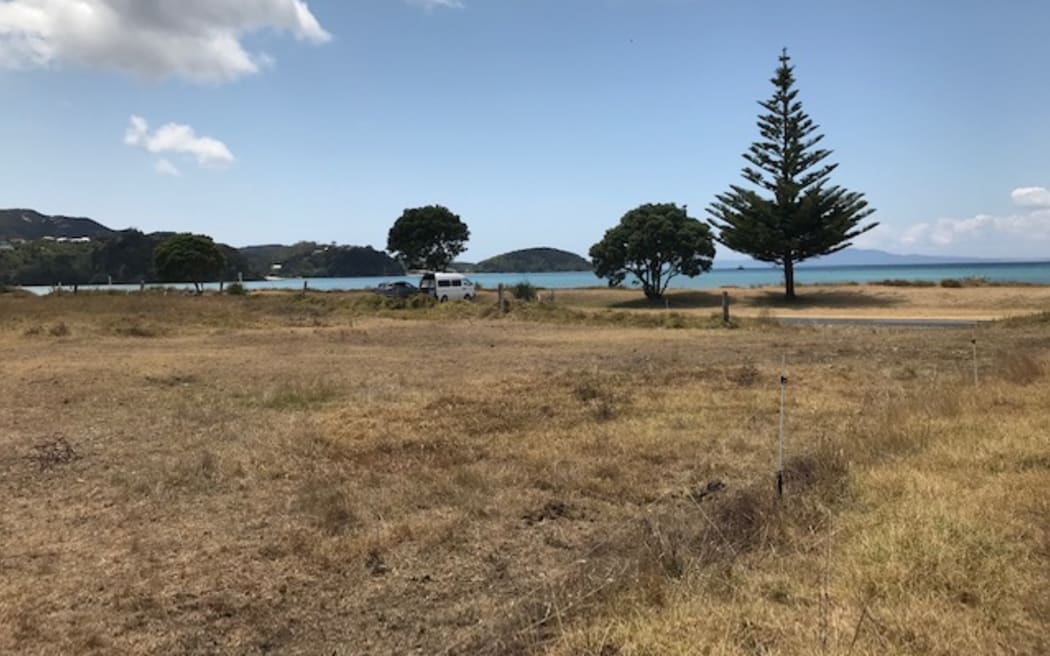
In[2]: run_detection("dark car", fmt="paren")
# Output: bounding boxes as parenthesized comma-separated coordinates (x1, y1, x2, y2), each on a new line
(374, 281, 420, 298)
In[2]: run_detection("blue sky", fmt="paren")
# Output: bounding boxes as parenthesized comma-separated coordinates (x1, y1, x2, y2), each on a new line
(1, 0, 1049, 261)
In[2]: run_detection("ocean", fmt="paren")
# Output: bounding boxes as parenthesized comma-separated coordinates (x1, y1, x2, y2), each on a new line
(21, 261, 1050, 295)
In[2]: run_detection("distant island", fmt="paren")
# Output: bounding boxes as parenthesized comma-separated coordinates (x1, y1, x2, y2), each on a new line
(466, 248, 591, 273)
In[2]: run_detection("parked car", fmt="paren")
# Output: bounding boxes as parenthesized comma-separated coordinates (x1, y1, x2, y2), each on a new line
(419, 272, 475, 302)
(374, 281, 420, 298)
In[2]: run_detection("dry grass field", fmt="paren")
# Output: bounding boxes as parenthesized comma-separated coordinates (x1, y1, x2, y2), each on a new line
(549, 283, 1050, 320)
(1, 289, 1048, 655)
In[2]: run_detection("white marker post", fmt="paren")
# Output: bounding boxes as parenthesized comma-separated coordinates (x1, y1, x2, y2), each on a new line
(777, 356, 787, 499)
(971, 331, 979, 387)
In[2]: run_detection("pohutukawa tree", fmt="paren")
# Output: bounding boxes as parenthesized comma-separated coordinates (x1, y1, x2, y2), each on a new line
(387, 205, 470, 272)
(708, 49, 876, 300)
(152, 233, 225, 294)
(590, 202, 715, 301)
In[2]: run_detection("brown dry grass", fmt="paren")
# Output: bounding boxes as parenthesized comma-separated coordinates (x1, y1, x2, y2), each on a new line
(550, 284, 1050, 320)
(0, 292, 1048, 655)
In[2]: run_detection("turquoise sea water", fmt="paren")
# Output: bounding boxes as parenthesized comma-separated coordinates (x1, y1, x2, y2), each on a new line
(22, 261, 1050, 295)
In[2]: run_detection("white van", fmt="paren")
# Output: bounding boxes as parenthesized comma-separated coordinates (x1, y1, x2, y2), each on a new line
(419, 272, 476, 302)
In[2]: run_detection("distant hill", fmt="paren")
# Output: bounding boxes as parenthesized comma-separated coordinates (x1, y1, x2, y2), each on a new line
(718, 248, 997, 269)
(0, 208, 262, 285)
(0, 227, 261, 286)
(803, 248, 990, 267)
(0, 209, 115, 241)
(474, 248, 590, 273)
(240, 242, 404, 278)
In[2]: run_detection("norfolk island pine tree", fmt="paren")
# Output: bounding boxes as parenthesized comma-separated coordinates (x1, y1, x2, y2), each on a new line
(708, 49, 877, 300)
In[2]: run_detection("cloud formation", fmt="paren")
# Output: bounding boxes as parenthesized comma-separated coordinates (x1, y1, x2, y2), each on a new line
(125, 115, 234, 173)
(0, 0, 330, 82)
(154, 159, 181, 177)
(858, 186, 1050, 258)
(405, 0, 465, 11)
(1010, 186, 1050, 208)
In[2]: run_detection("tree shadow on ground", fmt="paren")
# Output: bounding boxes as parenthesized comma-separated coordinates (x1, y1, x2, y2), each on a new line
(609, 288, 904, 310)
(610, 290, 726, 309)
(745, 289, 904, 309)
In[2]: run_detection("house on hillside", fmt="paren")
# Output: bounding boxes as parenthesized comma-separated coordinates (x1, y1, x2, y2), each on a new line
(0, 240, 13, 251)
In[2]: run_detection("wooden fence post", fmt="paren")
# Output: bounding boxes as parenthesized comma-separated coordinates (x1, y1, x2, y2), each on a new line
(722, 291, 731, 324)
(498, 284, 506, 313)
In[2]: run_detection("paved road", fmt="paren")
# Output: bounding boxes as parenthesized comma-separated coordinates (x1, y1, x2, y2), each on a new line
(777, 317, 987, 328)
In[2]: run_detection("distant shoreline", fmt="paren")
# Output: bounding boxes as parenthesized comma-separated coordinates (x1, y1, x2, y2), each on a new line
(13, 259, 1050, 295)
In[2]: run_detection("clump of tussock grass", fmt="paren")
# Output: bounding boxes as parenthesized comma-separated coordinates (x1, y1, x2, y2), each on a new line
(26, 437, 79, 471)
(473, 452, 853, 655)
(164, 450, 222, 493)
(296, 479, 359, 535)
(727, 362, 761, 386)
(258, 379, 341, 410)
(48, 321, 70, 337)
(110, 316, 164, 337)
(997, 352, 1043, 385)
(512, 282, 539, 302)
(224, 282, 247, 296)
(1000, 311, 1050, 327)
(144, 372, 197, 387)
(570, 371, 627, 422)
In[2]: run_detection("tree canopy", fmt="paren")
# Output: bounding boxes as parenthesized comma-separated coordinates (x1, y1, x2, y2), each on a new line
(590, 203, 715, 300)
(153, 233, 226, 293)
(708, 49, 876, 299)
(386, 205, 470, 272)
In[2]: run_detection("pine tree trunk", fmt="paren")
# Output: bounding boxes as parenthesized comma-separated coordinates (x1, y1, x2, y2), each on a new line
(784, 259, 796, 300)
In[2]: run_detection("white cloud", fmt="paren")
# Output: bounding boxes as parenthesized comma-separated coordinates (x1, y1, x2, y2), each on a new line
(1011, 186, 1050, 208)
(125, 115, 234, 169)
(154, 158, 181, 177)
(857, 186, 1050, 259)
(0, 0, 331, 82)
(880, 211, 1050, 257)
(406, 0, 465, 11)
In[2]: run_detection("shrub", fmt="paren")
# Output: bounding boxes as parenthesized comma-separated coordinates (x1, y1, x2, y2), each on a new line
(873, 279, 936, 287)
(512, 282, 538, 302)
(407, 293, 437, 309)
(111, 317, 162, 338)
(940, 276, 990, 288)
(225, 282, 247, 296)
